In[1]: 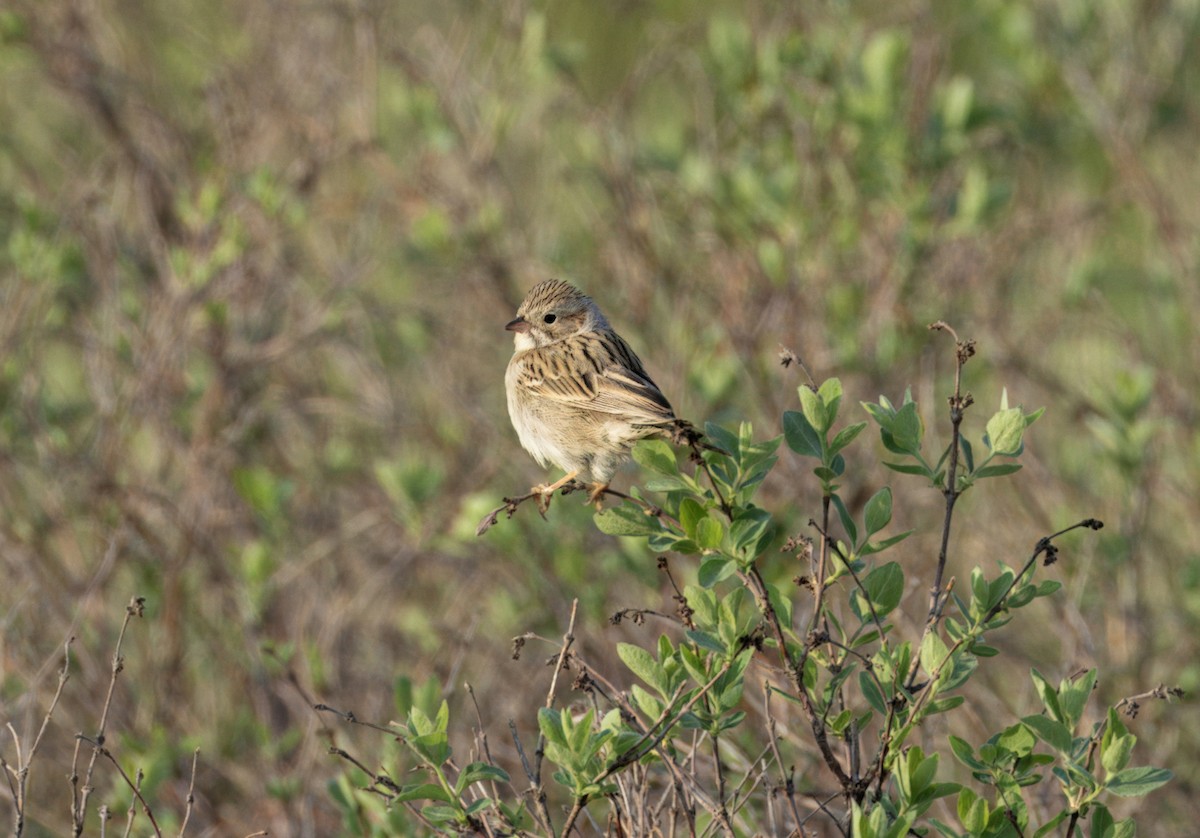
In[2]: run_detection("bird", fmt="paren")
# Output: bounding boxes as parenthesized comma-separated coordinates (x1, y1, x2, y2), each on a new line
(504, 279, 681, 508)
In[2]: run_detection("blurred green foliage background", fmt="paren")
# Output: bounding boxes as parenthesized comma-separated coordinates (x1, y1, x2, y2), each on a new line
(0, 0, 1196, 833)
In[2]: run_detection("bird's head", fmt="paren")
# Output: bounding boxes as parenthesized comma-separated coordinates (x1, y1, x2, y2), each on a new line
(506, 279, 609, 350)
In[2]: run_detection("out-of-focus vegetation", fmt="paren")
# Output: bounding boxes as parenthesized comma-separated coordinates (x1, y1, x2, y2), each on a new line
(0, 0, 1195, 833)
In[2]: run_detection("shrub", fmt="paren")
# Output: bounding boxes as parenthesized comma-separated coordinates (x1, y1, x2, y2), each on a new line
(327, 328, 1176, 836)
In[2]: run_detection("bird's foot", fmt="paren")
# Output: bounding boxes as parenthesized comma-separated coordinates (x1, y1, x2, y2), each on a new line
(586, 482, 609, 510)
(530, 484, 554, 515)
(530, 471, 579, 515)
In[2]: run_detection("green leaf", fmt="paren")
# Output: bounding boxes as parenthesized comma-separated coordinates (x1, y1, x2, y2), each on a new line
(393, 783, 454, 804)
(926, 695, 965, 714)
(921, 783, 962, 806)
(863, 487, 893, 536)
(644, 476, 688, 492)
(1059, 669, 1098, 729)
(949, 736, 985, 771)
(764, 582, 794, 629)
(1089, 804, 1114, 838)
(464, 798, 493, 816)
(995, 723, 1037, 757)
(883, 461, 931, 477)
(422, 804, 465, 823)
(985, 406, 1026, 455)
(860, 671, 888, 715)
(817, 377, 844, 406)
(1031, 669, 1064, 723)
(617, 643, 669, 697)
(920, 631, 950, 685)
(1021, 715, 1073, 753)
(1109, 819, 1137, 838)
(1101, 732, 1135, 776)
(703, 422, 739, 458)
(1032, 812, 1070, 838)
(630, 685, 662, 719)
(729, 507, 773, 556)
(695, 516, 724, 550)
(959, 436, 975, 473)
(862, 561, 904, 617)
(686, 585, 718, 627)
(679, 498, 705, 537)
(538, 708, 566, 746)
(1036, 580, 1062, 597)
(783, 410, 823, 459)
(799, 385, 828, 433)
(667, 537, 700, 555)
(594, 505, 661, 537)
(831, 493, 858, 546)
(685, 629, 726, 654)
(699, 555, 736, 587)
(889, 401, 924, 454)
(865, 532, 915, 560)
(973, 463, 1023, 479)
(633, 439, 680, 475)
(958, 788, 988, 834)
(1105, 766, 1173, 797)
(829, 709, 853, 737)
(911, 750, 938, 796)
(830, 421, 867, 455)
(458, 762, 509, 788)
(851, 802, 875, 838)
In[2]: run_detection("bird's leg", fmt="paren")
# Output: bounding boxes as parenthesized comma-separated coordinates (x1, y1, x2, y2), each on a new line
(586, 482, 609, 509)
(532, 471, 579, 513)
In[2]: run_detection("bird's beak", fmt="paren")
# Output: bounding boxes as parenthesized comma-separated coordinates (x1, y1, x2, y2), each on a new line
(506, 316, 530, 333)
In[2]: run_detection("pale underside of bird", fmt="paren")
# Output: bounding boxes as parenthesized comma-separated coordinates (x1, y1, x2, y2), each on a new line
(504, 279, 678, 507)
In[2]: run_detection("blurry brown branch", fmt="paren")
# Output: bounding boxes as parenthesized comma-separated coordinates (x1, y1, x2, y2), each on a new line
(72, 596, 145, 836)
(531, 599, 580, 835)
(74, 740, 162, 838)
(1, 637, 73, 837)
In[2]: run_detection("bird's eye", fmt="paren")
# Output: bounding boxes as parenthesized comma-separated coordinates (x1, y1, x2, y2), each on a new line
(543, 313, 557, 324)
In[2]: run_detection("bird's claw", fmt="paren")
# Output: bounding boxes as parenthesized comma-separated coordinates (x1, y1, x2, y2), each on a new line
(531, 483, 555, 516)
(586, 483, 608, 510)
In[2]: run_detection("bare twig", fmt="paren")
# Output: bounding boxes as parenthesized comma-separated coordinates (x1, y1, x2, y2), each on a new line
(2, 636, 74, 836)
(74, 596, 145, 836)
(75, 738, 162, 838)
(778, 345, 817, 388)
(313, 704, 399, 737)
(177, 749, 199, 837)
(477, 482, 678, 535)
(763, 684, 807, 837)
(530, 599, 580, 836)
(738, 566, 852, 792)
(907, 322, 976, 691)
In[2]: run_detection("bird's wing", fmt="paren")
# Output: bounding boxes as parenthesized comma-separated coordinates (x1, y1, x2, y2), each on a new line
(516, 331, 675, 425)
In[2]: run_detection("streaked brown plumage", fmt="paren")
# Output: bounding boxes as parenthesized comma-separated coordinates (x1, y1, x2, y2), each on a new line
(505, 279, 676, 504)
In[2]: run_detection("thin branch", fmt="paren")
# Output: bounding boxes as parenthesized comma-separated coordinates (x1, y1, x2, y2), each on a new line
(177, 749, 199, 837)
(313, 704, 401, 737)
(530, 599, 580, 836)
(906, 322, 975, 693)
(564, 655, 731, 833)
(75, 596, 145, 836)
(477, 482, 679, 535)
(739, 566, 852, 791)
(76, 737, 162, 838)
(3, 636, 74, 836)
(763, 683, 807, 838)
